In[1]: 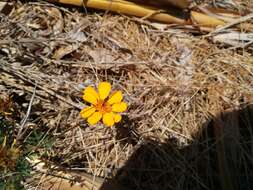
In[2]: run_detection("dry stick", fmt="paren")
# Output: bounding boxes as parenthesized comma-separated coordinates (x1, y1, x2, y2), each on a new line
(17, 84, 37, 141)
(210, 12, 253, 34)
(197, 5, 236, 22)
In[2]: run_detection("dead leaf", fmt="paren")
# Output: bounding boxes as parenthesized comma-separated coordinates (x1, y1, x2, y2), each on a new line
(53, 44, 79, 60)
(46, 7, 64, 35)
(88, 49, 117, 63)
(213, 32, 253, 48)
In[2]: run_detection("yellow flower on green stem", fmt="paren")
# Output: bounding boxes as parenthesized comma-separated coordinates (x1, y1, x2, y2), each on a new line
(80, 82, 127, 127)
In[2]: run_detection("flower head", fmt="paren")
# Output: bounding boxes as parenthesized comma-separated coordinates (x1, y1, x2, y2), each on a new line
(81, 82, 127, 127)
(0, 137, 20, 171)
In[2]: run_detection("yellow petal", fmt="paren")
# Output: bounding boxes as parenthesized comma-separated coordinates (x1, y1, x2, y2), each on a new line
(107, 91, 123, 105)
(98, 82, 111, 100)
(102, 112, 115, 127)
(84, 86, 99, 99)
(83, 86, 99, 105)
(112, 102, 127, 112)
(87, 112, 102, 125)
(114, 114, 122, 123)
(80, 106, 96, 119)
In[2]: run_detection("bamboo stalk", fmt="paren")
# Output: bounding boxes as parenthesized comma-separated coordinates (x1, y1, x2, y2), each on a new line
(154, 0, 190, 9)
(47, 0, 225, 27)
(191, 11, 225, 27)
(49, 0, 185, 24)
(131, 0, 190, 9)
(86, 0, 186, 24)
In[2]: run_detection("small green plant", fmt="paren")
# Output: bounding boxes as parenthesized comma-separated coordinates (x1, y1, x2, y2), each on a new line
(0, 117, 57, 190)
(0, 95, 56, 190)
(0, 116, 31, 190)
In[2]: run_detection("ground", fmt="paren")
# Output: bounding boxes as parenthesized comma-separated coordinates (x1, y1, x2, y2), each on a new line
(0, 0, 253, 190)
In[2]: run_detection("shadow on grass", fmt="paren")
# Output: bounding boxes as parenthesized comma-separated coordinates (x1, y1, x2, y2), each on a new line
(115, 115, 140, 147)
(100, 105, 253, 190)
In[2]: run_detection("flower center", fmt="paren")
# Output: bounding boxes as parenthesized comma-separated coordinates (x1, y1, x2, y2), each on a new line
(95, 99, 112, 114)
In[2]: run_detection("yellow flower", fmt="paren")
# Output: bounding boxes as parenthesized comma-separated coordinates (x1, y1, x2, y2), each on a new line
(0, 137, 20, 171)
(80, 82, 127, 127)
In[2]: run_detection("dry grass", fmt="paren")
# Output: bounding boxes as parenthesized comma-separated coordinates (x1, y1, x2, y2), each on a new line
(0, 0, 253, 189)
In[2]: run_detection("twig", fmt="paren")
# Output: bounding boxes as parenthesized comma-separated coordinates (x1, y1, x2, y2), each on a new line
(210, 12, 253, 35)
(16, 84, 37, 141)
